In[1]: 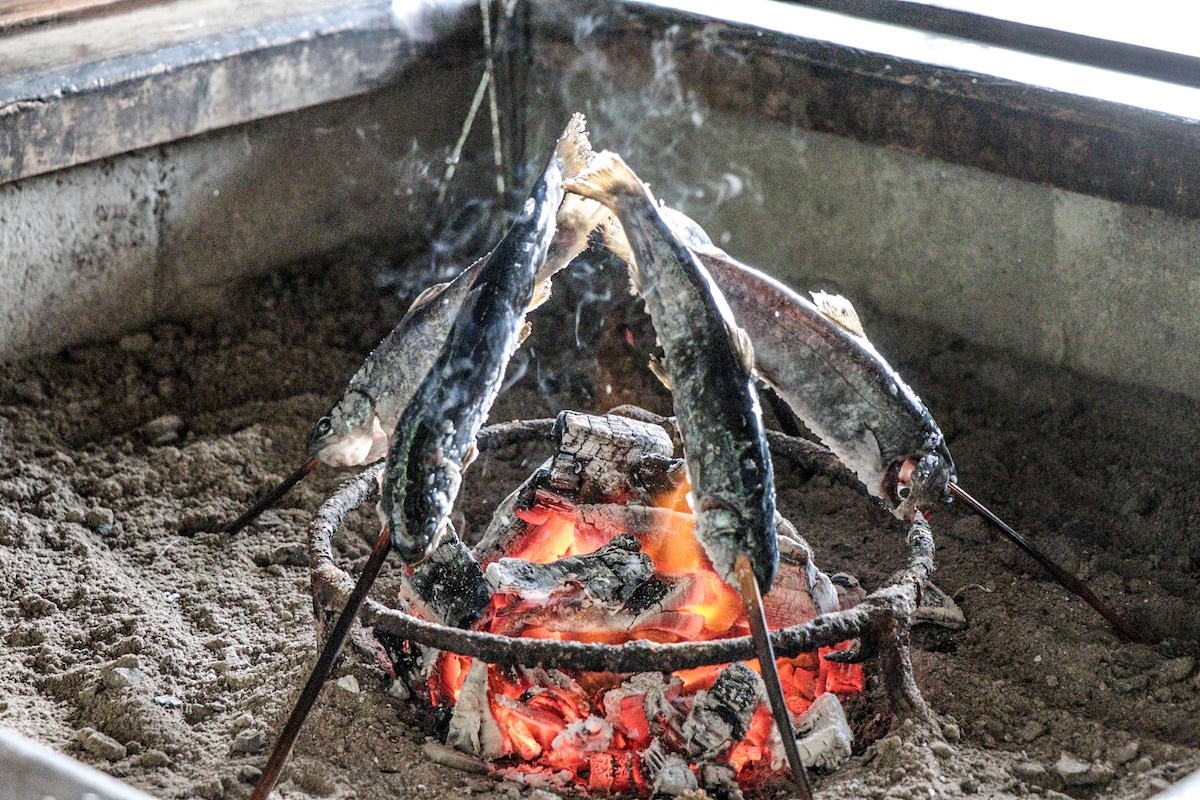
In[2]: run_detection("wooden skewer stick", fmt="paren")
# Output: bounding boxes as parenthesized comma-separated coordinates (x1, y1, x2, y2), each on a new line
(250, 524, 393, 800)
(735, 553, 815, 800)
(220, 457, 322, 535)
(947, 482, 1151, 644)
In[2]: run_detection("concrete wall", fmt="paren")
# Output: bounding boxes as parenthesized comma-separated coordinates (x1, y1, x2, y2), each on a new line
(4, 1, 1200, 405)
(0, 66, 485, 362)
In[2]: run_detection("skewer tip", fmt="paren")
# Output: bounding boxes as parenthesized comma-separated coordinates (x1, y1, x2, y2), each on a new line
(947, 482, 1152, 645)
(734, 554, 815, 800)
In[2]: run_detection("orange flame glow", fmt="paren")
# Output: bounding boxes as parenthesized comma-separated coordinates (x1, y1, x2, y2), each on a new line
(426, 476, 863, 793)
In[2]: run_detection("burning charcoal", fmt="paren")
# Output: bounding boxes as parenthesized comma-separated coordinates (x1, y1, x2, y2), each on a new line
(472, 460, 549, 561)
(601, 672, 684, 743)
(622, 575, 686, 616)
(403, 534, 492, 628)
(759, 521, 844, 630)
(790, 692, 853, 771)
(448, 659, 507, 760)
(587, 750, 643, 793)
(485, 533, 654, 603)
(548, 715, 615, 770)
(548, 411, 675, 502)
(573, 503, 693, 545)
(640, 739, 697, 796)
(682, 663, 764, 760)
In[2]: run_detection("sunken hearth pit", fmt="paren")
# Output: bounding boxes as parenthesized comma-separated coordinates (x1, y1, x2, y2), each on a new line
(3, 255, 1199, 800)
(304, 409, 948, 797)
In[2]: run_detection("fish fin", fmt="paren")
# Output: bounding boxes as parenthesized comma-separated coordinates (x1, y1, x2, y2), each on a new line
(597, 216, 642, 296)
(462, 441, 479, 473)
(403, 281, 450, 320)
(564, 151, 655, 211)
(527, 276, 553, 312)
(536, 194, 610, 284)
(517, 319, 533, 346)
(811, 290, 866, 337)
(554, 113, 594, 181)
(647, 355, 674, 391)
(731, 321, 756, 375)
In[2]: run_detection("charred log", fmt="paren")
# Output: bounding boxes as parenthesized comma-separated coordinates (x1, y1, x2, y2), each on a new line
(682, 663, 762, 760)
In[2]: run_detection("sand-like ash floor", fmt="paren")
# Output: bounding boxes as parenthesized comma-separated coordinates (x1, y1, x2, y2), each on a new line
(1, 245, 1197, 800)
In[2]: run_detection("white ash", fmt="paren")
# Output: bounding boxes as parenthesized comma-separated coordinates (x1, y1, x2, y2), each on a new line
(787, 692, 854, 771)
(550, 716, 615, 755)
(682, 663, 763, 760)
(640, 739, 698, 797)
(447, 659, 507, 760)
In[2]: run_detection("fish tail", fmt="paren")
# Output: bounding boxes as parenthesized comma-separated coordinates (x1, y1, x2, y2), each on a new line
(534, 193, 611, 285)
(595, 214, 644, 296)
(527, 275, 554, 312)
(554, 113, 594, 182)
(564, 151, 655, 211)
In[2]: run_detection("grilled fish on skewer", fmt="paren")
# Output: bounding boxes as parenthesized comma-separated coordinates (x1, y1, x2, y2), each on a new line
(251, 118, 589, 800)
(566, 152, 813, 800)
(381, 119, 583, 562)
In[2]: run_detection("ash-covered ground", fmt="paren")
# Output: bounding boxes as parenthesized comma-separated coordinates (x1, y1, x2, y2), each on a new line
(1, 243, 1197, 800)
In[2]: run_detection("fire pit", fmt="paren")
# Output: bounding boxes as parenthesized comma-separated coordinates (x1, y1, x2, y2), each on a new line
(303, 409, 950, 796)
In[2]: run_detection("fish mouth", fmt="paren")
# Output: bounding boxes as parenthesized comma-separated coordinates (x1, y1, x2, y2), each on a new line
(884, 451, 954, 521)
(312, 418, 389, 468)
(315, 431, 376, 468)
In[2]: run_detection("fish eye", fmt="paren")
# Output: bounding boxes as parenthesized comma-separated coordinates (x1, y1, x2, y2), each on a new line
(890, 457, 919, 503)
(314, 417, 332, 437)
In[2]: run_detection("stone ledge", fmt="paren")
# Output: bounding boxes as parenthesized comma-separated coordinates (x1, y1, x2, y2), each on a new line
(0, 0, 475, 184)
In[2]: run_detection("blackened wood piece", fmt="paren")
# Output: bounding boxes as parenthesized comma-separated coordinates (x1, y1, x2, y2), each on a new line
(548, 410, 675, 502)
(486, 532, 654, 603)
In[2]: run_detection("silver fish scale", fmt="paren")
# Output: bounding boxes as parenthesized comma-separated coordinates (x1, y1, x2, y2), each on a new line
(614, 196, 777, 592)
(698, 252, 953, 511)
(381, 155, 565, 563)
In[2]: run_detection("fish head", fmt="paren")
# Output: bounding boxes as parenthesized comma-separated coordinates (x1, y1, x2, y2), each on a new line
(882, 438, 956, 521)
(381, 444, 463, 564)
(307, 389, 382, 467)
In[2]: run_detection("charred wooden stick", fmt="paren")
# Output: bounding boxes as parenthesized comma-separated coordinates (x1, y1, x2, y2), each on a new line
(220, 457, 321, 534)
(253, 520, 393, 800)
(948, 482, 1151, 644)
(305, 466, 923, 680)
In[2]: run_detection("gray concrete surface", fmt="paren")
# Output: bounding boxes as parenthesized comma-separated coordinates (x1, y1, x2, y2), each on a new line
(0, 67, 486, 363)
(0, 728, 157, 800)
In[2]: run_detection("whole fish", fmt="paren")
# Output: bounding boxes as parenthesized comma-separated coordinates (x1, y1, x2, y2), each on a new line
(567, 153, 776, 593)
(643, 207, 953, 520)
(222, 118, 605, 534)
(380, 118, 586, 562)
(605, 207, 1145, 643)
(566, 153, 813, 799)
